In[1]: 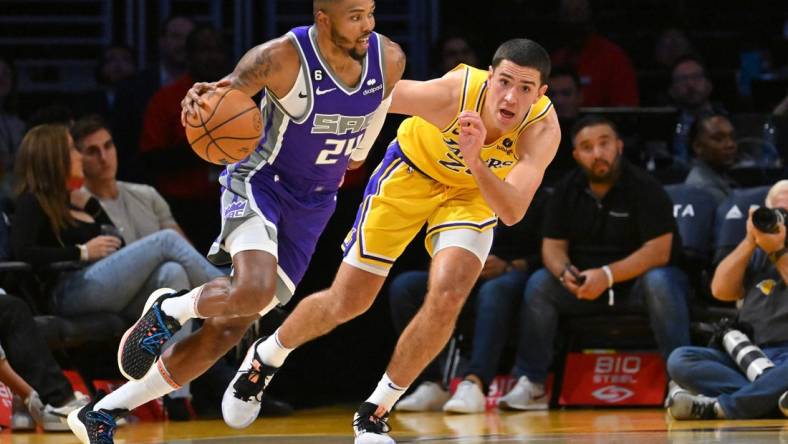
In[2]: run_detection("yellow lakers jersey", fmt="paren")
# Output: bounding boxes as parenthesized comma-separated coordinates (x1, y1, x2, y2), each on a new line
(397, 64, 552, 188)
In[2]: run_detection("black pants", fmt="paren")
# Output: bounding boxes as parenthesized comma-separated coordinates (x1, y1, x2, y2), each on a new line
(0, 294, 73, 406)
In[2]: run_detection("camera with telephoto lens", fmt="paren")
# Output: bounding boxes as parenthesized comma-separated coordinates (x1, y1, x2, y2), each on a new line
(752, 207, 788, 234)
(709, 318, 774, 382)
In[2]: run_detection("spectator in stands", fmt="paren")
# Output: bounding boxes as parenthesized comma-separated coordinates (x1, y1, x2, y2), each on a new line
(0, 293, 87, 430)
(112, 15, 196, 182)
(71, 115, 187, 244)
(434, 35, 479, 76)
(0, 56, 25, 200)
(666, 180, 788, 420)
(668, 55, 726, 164)
(391, 194, 545, 413)
(10, 124, 224, 323)
(499, 115, 690, 410)
(77, 45, 137, 119)
(684, 112, 739, 204)
(544, 66, 583, 186)
(550, 0, 639, 107)
(654, 28, 694, 71)
(140, 25, 228, 252)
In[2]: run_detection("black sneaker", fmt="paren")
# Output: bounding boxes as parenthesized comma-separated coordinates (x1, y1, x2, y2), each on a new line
(222, 337, 279, 429)
(667, 391, 720, 420)
(352, 402, 394, 444)
(118, 288, 184, 380)
(779, 391, 788, 417)
(67, 398, 127, 444)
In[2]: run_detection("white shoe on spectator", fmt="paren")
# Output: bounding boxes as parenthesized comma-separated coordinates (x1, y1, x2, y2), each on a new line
(667, 391, 722, 420)
(443, 380, 486, 414)
(497, 376, 548, 411)
(664, 380, 689, 408)
(42, 392, 90, 431)
(779, 391, 788, 417)
(396, 382, 450, 412)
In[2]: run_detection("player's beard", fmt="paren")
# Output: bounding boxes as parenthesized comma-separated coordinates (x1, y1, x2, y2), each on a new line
(330, 23, 368, 61)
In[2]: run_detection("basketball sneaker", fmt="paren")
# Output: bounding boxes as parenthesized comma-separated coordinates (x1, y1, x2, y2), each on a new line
(118, 288, 183, 380)
(667, 391, 721, 420)
(353, 402, 395, 444)
(67, 397, 127, 444)
(222, 337, 278, 429)
(779, 391, 788, 417)
(395, 381, 450, 412)
(497, 376, 548, 411)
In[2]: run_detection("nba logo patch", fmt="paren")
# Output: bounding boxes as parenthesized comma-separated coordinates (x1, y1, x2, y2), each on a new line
(224, 199, 248, 218)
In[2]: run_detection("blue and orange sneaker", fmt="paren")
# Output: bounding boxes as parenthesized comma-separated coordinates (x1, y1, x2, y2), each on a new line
(117, 288, 183, 380)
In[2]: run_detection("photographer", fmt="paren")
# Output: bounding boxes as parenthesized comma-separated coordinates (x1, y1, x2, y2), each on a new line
(666, 180, 788, 419)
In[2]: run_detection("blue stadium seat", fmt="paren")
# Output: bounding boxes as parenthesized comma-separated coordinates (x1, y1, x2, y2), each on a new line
(713, 186, 770, 264)
(664, 184, 718, 267)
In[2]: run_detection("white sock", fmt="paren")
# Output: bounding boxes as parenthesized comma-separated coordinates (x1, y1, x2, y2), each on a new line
(256, 329, 293, 368)
(94, 360, 180, 412)
(366, 373, 407, 412)
(161, 286, 205, 324)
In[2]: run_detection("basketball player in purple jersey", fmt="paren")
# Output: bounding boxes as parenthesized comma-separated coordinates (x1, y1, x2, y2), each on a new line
(67, 1, 405, 442)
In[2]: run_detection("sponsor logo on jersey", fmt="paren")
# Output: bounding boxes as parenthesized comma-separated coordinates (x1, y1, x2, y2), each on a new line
(363, 84, 384, 95)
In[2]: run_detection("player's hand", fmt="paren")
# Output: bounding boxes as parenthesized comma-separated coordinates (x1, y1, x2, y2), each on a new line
(181, 79, 232, 127)
(85, 235, 122, 260)
(576, 268, 607, 300)
(457, 111, 486, 167)
(480, 255, 507, 280)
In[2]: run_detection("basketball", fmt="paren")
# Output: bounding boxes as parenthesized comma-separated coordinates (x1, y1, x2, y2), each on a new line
(185, 88, 262, 165)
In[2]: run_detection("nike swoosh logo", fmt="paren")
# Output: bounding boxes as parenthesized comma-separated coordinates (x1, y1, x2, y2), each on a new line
(298, 91, 307, 98)
(315, 87, 336, 96)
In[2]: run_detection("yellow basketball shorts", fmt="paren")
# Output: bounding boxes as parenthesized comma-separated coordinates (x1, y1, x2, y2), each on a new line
(341, 140, 497, 275)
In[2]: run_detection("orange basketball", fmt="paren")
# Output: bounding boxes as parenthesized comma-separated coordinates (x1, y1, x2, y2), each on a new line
(185, 88, 262, 165)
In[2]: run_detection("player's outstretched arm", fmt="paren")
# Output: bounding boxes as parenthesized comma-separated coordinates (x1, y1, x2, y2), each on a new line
(467, 107, 560, 225)
(347, 35, 406, 170)
(388, 69, 463, 129)
(180, 37, 298, 126)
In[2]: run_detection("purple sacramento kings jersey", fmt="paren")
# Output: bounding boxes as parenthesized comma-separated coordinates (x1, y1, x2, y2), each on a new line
(210, 26, 386, 297)
(220, 25, 385, 196)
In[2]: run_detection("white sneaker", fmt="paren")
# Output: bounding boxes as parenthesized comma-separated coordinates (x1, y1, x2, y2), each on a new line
(443, 380, 486, 414)
(42, 392, 90, 432)
(667, 391, 720, 420)
(664, 380, 689, 408)
(497, 376, 548, 411)
(395, 382, 450, 412)
(222, 337, 278, 429)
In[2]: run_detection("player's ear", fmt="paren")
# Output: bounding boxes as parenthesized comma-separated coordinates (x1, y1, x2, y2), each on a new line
(314, 9, 330, 27)
(487, 65, 494, 80)
(538, 83, 548, 98)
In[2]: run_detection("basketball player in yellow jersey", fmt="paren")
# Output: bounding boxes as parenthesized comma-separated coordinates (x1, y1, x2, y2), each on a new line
(231, 38, 560, 444)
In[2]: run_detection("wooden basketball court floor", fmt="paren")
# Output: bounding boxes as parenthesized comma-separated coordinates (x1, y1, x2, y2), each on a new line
(4, 407, 788, 443)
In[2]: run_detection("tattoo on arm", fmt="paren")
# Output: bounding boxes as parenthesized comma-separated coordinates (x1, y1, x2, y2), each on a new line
(232, 45, 275, 92)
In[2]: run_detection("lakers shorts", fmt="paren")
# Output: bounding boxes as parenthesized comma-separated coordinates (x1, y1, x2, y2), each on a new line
(342, 140, 497, 276)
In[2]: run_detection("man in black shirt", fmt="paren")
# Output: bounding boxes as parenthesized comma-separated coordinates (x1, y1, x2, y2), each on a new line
(496, 115, 691, 410)
(666, 180, 788, 420)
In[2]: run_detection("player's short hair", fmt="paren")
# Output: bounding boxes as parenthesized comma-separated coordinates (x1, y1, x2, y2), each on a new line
(491, 39, 551, 85)
(313, 0, 340, 15)
(70, 114, 109, 148)
(570, 114, 620, 142)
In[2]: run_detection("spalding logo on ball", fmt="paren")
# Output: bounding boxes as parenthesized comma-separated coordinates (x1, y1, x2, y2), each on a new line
(185, 88, 262, 165)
